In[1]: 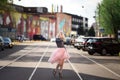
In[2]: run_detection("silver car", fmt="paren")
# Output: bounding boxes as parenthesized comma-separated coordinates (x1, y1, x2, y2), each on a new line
(0, 36, 4, 51)
(3, 37, 13, 48)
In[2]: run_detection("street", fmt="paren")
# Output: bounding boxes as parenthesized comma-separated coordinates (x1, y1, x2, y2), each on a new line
(0, 41, 120, 80)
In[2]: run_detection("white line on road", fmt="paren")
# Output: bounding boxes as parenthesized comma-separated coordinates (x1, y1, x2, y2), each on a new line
(79, 50, 120, 78)
(67, 46, 83, 80)
(67, 59, 83, 80)
(28, 43, 50, 80)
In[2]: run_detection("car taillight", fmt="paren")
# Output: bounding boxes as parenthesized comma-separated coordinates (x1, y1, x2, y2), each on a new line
(95, 42, 102, 45)
(84, 42, 87, 45)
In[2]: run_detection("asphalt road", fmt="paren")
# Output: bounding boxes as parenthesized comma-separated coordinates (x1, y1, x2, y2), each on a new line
(0, 41, 120, 80)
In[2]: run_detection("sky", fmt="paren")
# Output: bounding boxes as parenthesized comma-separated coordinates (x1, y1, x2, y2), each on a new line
(13, 0, 102, 27)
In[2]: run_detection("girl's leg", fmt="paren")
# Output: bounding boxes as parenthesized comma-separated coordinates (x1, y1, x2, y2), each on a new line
(53, 64, 60, 76)
(55, 64, 60, 72)
(59, 59, 64, 79)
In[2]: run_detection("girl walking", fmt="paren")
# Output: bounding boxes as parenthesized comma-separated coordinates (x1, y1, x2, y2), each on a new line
(48, 31, 70, 79)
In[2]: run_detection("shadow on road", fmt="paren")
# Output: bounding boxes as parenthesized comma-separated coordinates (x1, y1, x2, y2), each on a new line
(79, 73, 115, 80)
(0, 66, 115, 80)
(0, 45, 28, 59)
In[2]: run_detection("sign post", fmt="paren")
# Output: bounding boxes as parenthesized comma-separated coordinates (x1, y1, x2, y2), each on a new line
(118, 30, 120, 39)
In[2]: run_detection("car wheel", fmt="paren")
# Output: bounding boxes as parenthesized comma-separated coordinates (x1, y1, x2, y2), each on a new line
(115, 51, 119, 55)
(1, 47, 4, 51)
(110, 52, 114, 56)
(88, 51, 94, 55)
(77, 47, 81, 50)
(110, 51, 119, 56)
(9, 45, 13, 48)
(101, 49, 107, 55)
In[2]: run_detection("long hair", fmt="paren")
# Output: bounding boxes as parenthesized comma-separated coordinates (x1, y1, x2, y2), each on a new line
(56, 31, 65, 40)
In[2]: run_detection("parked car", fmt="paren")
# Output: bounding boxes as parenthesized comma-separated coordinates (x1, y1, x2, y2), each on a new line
(3, 37, 13, 48)
(74, 36, 90, 50)
(70, 37, 75, 45)
(16, 35, 29, 42)
(82, 37, 94, 51)
(64, 37, 71, 45)
(84, 37, 120, 55)
(0, 36, 4, 51)
(50, 37, 56, 42)
(33, 35, 46, 41)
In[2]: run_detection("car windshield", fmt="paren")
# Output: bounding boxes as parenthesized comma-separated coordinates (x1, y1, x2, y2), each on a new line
(87, 38, 98, 43)
(3, 38, 11, 42)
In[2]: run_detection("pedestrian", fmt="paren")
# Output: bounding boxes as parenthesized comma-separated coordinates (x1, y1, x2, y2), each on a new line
(48, 31, 70, 79)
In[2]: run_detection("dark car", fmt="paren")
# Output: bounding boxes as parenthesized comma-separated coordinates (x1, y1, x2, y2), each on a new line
(0, 36, 4, 51)
(82, 37, 93, 51)
(33, 35, 46, 41)
(3, 37, 13, 48)
(84, 37, 120, 55)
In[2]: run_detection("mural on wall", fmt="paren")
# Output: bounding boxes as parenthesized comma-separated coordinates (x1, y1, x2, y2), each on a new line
(26, 15, 40, 39)
(0, 14, 3, 25)
(40, 17, 49, 39)
(11, 12, 21, 28)
(27, 15, 33, 39)
(49, 19, 55, 38)
(32, 16, 40, 35)
(11, 12, 23, 37)
(59, 19, 65, 30)
(18, 15, 24, 35)
(3, 12, 12, 27)
(0, 9, 72, 40)
(0, 10, 42, 39)
(57, 14, 71, 36)
(0, 11, 16, 38)
(63, 19, 71, 36)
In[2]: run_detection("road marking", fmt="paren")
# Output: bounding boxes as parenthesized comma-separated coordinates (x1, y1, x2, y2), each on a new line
(67, 59, 83, 80)
(0, 43, 38, 70)
(67, 46, 83, 80)
(79, 50, 120, 78)
(28, 43, 50, 80)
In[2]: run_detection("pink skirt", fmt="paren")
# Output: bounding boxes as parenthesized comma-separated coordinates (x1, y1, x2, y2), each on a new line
(48, 48, 70, 64)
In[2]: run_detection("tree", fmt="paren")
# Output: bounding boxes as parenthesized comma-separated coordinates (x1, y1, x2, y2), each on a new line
(0, 0, 8, 10)
(88, 26, 95, 36)
(77, 26, 84, 35)
(0, 0, 16, 11)
(0, 0, 7, 4)
(97, 0, 120, 39)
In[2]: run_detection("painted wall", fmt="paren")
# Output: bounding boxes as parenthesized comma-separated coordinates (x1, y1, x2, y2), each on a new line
(49, 18, 56, 38)
(56, 13, 71, 36)
(0, 10, 42, 39)
(40, 17, 49, 39)
(0, 10, 15, 38)
(0, 9, 72, 40)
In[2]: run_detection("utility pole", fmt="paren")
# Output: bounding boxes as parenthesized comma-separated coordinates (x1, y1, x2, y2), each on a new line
(95, 3, 101, 37)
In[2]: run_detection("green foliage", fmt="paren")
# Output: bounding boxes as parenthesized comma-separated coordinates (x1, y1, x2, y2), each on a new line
(77, 26, 84, 35)
(88, 26, 95, 36)
(97, 0, 120, 38)
(0, 0, 15, 11)
(0, 0, 7, 3)
(0, 0, 8, 7)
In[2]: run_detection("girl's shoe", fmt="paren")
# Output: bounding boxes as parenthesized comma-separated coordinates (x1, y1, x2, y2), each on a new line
(59, 72, 62, 79)
(53, 70, 56, 77)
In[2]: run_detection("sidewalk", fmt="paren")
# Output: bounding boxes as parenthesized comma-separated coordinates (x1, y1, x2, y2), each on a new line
(13, 40, 40, 45)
